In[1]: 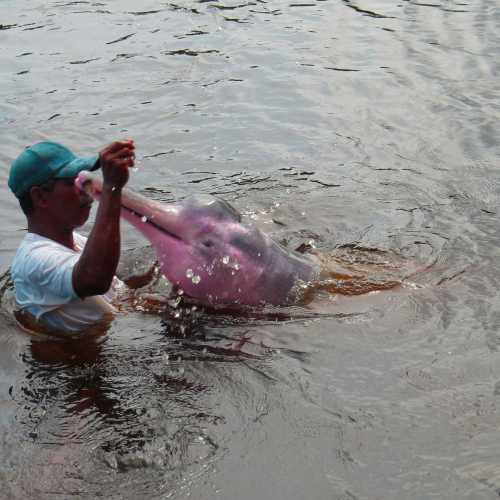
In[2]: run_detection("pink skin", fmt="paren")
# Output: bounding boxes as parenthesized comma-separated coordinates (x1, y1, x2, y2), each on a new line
(76, 172, 319, 306)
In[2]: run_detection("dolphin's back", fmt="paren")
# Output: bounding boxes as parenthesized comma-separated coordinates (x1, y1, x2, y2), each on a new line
(183, 195, 242, 222)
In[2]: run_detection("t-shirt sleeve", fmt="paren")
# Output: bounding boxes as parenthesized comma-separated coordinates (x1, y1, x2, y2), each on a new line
(73, 232, 88, 251)
(16, 243, 80, 309)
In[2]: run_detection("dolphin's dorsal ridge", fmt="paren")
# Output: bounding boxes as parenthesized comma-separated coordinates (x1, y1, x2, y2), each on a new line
(184, 195, 241, 222)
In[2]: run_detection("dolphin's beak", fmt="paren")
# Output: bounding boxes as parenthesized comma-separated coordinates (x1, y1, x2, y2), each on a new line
(120, 203, 184, 242)
(76, 171, 185, 242)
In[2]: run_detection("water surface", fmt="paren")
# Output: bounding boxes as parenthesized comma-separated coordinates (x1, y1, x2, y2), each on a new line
(1, 1, 500, 498)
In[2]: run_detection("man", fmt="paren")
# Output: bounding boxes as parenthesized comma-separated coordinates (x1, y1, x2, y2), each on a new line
(8, 139, 135, 334)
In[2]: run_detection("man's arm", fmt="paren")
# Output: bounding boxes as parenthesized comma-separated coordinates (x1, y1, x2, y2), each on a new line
(72, 140, 135, 298)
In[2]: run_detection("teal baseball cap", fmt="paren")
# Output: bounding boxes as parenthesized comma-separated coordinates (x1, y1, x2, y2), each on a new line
(8, 141, 100, 198)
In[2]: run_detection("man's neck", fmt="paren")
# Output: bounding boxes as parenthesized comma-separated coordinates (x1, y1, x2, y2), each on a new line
(27, 219, 75, 250)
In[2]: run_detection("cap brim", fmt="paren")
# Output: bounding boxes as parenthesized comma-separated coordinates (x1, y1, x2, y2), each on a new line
(55, 154, 100, 178)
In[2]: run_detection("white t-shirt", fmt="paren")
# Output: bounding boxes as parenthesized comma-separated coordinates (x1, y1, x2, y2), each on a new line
(11, 232, 124, 333)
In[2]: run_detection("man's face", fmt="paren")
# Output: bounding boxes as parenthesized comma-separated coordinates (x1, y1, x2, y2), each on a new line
(38, 177, 93, 228)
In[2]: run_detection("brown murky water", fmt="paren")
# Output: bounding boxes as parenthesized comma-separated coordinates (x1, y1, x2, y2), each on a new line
(1, 1, 500, 498)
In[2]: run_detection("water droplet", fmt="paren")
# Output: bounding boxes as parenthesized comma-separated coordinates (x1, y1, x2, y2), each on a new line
(222, 256, 230, 265)
(234, 262, 240, 271)
(257, 252, 261, 257)
(274, 202, 280, 208)
(174, 311, 181, 318)
(186, 269, 194, 278)
(141, 215, 147, 223)
(192, 275, 201, 284)
(202, 348, 207, 354)
(177, 289, 184, 296)
(191, 306, 197, 312)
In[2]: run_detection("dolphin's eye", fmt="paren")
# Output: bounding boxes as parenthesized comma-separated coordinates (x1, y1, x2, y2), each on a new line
(202, 239, 214, 248)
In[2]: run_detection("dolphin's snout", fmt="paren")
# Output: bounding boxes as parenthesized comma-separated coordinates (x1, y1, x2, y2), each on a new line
(75, 174, 95, 208)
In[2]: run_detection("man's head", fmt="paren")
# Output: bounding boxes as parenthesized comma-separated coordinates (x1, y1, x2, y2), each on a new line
(9, 141, 99, 216)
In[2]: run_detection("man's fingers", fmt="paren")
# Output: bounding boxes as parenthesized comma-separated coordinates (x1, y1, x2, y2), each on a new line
(105, 146, 135, 159)
(97, 140, 134, 190)
(113, 154, 135, 166)
(112, 157, 134, 168)
(100, 140, 135, 157)
(110, 148, 135, 160)
(100, 144, 135, 168)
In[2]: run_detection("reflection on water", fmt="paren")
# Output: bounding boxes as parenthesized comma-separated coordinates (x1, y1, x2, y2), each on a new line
(2, 0, 500, 499)
(10, 306, 285, 498)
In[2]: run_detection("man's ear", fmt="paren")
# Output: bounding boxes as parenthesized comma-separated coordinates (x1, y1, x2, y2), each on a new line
(29, 186, 49, 209)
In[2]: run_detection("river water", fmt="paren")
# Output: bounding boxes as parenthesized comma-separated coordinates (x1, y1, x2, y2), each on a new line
(1, 0, 500, 498)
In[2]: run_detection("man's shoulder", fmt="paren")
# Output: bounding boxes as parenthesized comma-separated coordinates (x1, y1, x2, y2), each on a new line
(12, 232, 83, 276)
(73, 232, 88, 249)
(16, 231, 86, 252)
(14, 233, 69, 260)
(19, 232, 60, 248)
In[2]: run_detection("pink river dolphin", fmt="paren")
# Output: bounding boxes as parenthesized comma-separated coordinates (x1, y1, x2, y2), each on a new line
(76, 172, 320, 307)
